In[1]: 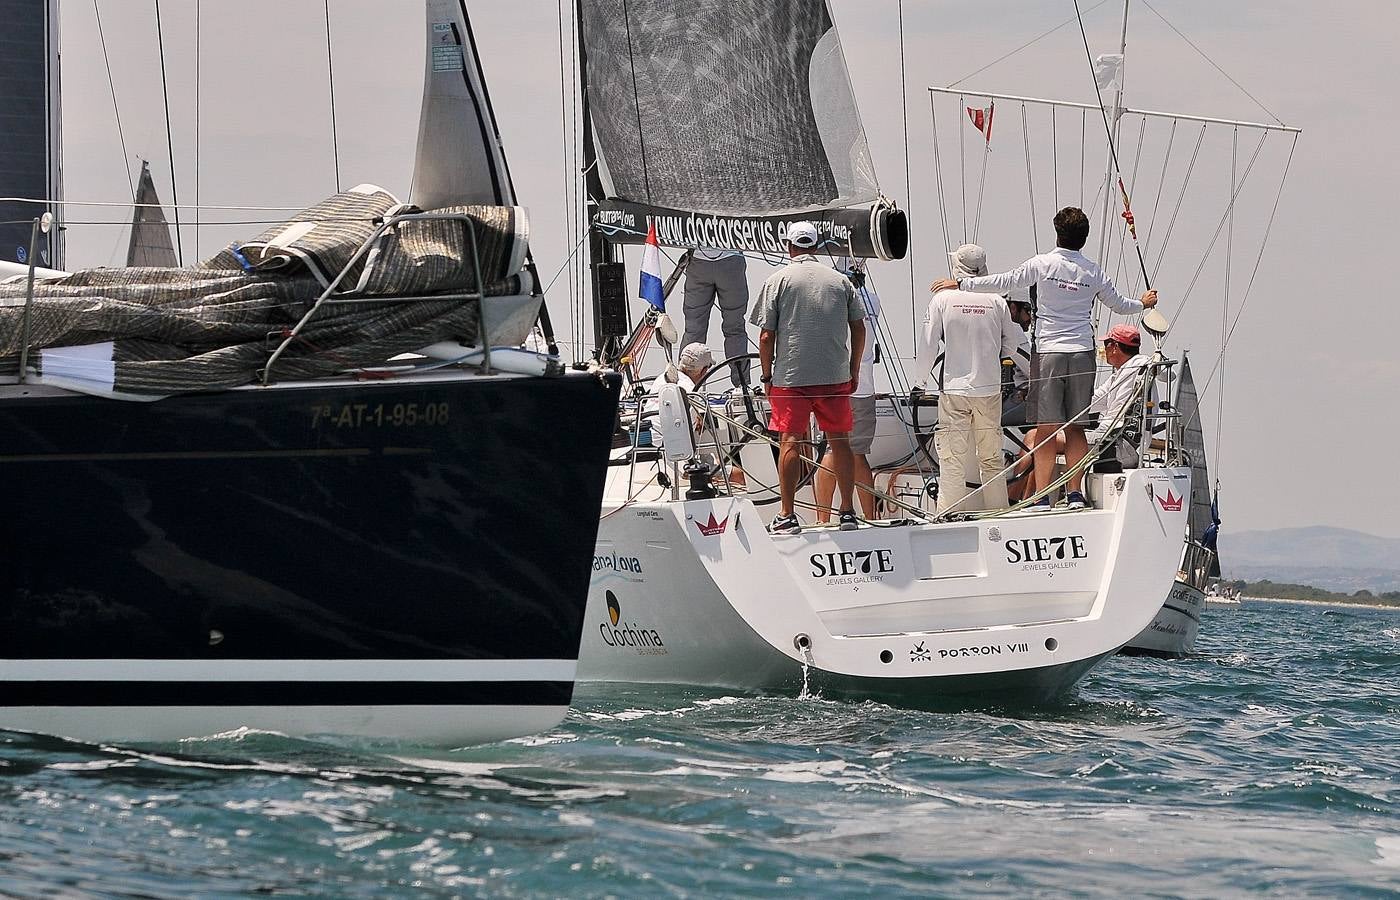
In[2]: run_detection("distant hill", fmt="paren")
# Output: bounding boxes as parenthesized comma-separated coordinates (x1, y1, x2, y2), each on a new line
(1219, 526, 1400, 593)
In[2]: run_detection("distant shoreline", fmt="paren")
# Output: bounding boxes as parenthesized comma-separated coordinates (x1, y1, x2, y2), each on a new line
(1244, 596, 1400, 612)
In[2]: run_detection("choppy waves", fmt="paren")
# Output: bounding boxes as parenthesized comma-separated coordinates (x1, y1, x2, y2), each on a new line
(0, 601, 1397, 897)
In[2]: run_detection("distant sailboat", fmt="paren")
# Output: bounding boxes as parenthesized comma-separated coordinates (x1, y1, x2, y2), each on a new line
(125, 160, 178, 268)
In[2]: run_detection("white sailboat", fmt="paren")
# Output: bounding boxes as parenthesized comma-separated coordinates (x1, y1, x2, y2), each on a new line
(564, 0, 1193, 705)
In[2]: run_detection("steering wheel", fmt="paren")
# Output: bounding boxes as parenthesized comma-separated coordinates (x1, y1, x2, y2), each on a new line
(691, 352, 828, 505)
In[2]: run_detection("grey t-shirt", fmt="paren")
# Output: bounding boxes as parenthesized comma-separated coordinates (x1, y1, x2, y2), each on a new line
(749, 255, 863, 387)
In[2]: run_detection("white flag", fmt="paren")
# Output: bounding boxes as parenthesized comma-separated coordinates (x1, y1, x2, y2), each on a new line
(1094, 53, 1124, 92)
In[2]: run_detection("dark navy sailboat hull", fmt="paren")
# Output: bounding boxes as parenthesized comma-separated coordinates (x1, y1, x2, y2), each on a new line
(0, 371, 621, 743)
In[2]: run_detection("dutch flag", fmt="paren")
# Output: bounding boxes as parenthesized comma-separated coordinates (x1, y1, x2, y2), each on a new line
(639, 221, 665, 311)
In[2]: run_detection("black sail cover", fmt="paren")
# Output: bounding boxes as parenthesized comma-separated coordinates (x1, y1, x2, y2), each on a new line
(579, 0, 906, 259)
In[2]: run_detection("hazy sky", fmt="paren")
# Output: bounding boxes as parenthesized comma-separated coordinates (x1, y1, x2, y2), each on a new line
(55, 0, 1400, 538)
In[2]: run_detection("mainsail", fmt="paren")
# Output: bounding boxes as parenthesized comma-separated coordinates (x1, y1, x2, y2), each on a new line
(578, 0, 905, 259)
(126, 160, 179, 267)
(0, 0, 62, 269)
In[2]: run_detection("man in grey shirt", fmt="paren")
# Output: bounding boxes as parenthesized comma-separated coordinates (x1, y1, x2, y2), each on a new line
(750, 221, 866, 534)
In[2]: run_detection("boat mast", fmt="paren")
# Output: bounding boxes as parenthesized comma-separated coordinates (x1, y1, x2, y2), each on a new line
(1095, 0, 1130, 264)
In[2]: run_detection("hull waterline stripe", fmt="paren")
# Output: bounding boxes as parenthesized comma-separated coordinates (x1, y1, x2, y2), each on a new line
(0, 659, 579, 681)
(0, 680, 574, 707)
(1160, 601, 1202, 625)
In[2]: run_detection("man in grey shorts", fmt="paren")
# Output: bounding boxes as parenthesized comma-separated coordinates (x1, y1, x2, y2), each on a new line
(932, 207, 1158, 510)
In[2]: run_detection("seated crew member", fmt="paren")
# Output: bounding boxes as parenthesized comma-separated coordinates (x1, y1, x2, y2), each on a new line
(1087, 323, 1153, 469)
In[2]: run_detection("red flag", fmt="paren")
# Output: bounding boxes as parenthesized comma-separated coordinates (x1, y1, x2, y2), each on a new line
(966, 101, 994, 144)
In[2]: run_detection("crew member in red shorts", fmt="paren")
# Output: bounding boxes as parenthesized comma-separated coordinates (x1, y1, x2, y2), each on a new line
(749, 221, 866, 534)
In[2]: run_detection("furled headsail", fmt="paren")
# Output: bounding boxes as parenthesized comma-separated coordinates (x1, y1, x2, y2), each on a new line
(411, 0, 516, 209)
(0, 0, 62, 269)
(577, 0, 906, 260)
(126, 160, 179, 268)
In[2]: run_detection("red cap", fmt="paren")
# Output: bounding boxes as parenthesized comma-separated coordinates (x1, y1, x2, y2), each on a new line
(1105, 323, 1141, 347)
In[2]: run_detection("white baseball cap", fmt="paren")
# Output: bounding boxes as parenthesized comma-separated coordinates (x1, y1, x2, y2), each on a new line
(678, 342, 714, 371)
(786, 221, 819, 249)
(948, 243, 988, 277)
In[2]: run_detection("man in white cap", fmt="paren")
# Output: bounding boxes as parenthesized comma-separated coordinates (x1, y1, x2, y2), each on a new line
(643, 342, 713, 446)
(931, 207, 1158, 510)
(750, 221, 866, 534)
(916, 243, 1025, 514)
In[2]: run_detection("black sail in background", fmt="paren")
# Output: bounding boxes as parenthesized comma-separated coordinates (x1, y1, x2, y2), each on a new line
(578, 0, 905, 259)
(1174, 355, 1220, 574)
(126, 161, 179, 268)
(0, 0, 62, 269)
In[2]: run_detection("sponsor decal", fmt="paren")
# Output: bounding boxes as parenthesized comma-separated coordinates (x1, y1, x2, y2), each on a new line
(987, 526, 1002, 543)
(909, 641, 931, 662)
(939, 642, 1031, 659)
(1008, 535, 1087, 562)
(1156, 490, 1183, 512)
(810, 548, 895, 585)
(15, 246, 26, 264)
(594, 203, 855, 255)
(694, 513, 728, 536)
(598, 591, 667, 656)
(593, 552, 644, 575)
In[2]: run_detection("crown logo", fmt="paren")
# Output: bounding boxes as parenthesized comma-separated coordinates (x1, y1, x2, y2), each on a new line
(1156, 490, 1183, 512)
(694, 513, 728, 536)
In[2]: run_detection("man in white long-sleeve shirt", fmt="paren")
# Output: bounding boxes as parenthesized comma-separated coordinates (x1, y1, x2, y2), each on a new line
(917, 244, 1025, 513)
(931, 207, 1158, 511)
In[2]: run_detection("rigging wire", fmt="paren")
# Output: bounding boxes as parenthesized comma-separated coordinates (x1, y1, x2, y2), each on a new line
(194, 0, 200, 259)
(926, 93, 953, 275)
(1130, 115, 1178, 295)
(555, 0, 577, 360)
(1165, 128, 1269, 330)
(1177, 133, 1299, 436)
(1217, 126, 1238, 483)
(153, 0, 183, 266)
(1072, 0, 1148, 290)
(1021, 103, 1038, 251)
(323, 0, 342, 193)
(958, 93, 967, 242)
(945, 0, 1113, 88)
(1140, 0, 1285, 126)
(1147, 122, 1206, 281)
(897, 0, 917, 354)
(92, 0, 134, 203)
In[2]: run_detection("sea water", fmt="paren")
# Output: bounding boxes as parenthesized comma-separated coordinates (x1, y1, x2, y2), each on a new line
(1, 599, 1396, 897)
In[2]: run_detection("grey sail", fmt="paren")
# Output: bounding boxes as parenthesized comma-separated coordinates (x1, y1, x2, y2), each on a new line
(126, 161, 179, 268)
(578, 0, 905, 259)
(0, 0, 62, 269)
(1174, 355, 1219, 572)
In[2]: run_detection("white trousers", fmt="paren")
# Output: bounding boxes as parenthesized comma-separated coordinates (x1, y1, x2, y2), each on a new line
(935, 393, 1008, 513)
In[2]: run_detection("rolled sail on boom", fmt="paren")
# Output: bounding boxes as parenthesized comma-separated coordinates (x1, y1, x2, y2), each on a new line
(578, 0, 907, 260)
